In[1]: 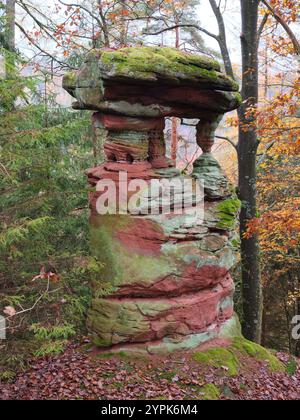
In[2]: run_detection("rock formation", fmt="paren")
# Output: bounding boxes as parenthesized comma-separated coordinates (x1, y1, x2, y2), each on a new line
(64, 46, 242, 355)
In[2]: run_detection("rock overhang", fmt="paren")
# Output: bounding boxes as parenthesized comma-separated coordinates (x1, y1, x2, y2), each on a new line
(63, 46, 241, 119)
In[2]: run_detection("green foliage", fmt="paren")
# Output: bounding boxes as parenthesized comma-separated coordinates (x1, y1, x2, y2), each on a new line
(33, 340, 68, 357)
(0, 54, 95, 368)
(30, 323, 76, 341)
(286, 358, 297, 376)
(0, 370, 16, 383)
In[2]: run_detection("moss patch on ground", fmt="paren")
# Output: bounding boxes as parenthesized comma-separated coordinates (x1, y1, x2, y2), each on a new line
(193, 337, 284, 377)
(194, 347, 240, 376)
(199, 384, 221, 400)
(232, 337, 285, 373)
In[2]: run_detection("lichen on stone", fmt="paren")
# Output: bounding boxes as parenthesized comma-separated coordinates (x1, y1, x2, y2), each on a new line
(193, 153, 230, 199)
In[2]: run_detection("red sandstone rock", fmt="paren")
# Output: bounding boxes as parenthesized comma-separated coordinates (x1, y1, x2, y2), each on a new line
(114, 264, 232, 298)
(65, 46, 241, 354)
(95, 114, 165, 131)
(103, 162, 152, 173)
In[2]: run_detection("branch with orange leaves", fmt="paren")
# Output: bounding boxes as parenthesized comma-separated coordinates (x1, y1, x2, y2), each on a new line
(261, 0, 300, 55)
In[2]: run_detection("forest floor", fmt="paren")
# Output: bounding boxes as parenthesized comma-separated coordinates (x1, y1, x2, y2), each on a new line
(0, 340, 299, 400)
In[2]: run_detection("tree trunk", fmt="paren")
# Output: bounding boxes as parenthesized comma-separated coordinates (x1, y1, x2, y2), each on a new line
(5, 0, 16, 74)
(238, 0, 263, 343)
(4, 0, 16, 111)
(171, 25, 180, 164)
(5, 0, 15, 50)
(119, 0, 127, 47)
(171, 118, 178, 163)
(97, 0, 110, 47)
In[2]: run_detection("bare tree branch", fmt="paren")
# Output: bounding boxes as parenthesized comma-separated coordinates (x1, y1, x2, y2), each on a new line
(209, 0, 235, 79)
(258, 13, 269, 40)
(216, 135, 238, 151)
(15, 22, 74, 69)
(144, 24, 219, 41)
(0, 276, 51, 334)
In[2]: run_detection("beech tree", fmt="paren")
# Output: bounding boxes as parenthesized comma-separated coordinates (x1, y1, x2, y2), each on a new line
(238, 0, 262, 342)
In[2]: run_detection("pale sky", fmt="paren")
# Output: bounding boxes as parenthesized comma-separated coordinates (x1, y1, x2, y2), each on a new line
(15, 0, 243, 68)
(198, 0, 241, 63)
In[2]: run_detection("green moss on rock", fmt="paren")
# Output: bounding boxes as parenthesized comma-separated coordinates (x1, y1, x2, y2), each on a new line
(216, 198, 241, 230)
(232, 338, 285, 373)
(63, 71, 77, 87)
(99, 46, 239, 91)
(193, 337, 284, 376)
(90, 226, 122, 293)
(88, 299, 151, 347)
(90, 215, 174, 290)
(233, 91, 242, 106)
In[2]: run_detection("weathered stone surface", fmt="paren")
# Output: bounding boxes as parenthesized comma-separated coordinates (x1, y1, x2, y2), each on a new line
(87, 277, 234, 347)
(63, 46, 242, 354)
(97, 114, 165, 131)
(91, 47, 238, 90)
(63, 46, 241, 118)
(193, 153, 230, 199)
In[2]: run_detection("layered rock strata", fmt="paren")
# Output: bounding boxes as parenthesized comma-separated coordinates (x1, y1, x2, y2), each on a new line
(64, 47, 241, 354)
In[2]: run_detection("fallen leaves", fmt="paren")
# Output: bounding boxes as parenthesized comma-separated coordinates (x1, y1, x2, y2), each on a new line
(3, 306, 16, 317)
(0, 343, 299, 400)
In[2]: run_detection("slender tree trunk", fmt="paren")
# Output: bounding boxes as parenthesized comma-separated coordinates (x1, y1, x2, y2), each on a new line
(261, 0, 300, 55)
(171, 118, 178, 163)
(119, 0, 127, 47)
(5, 0, 15, 51)
(295, 296, 300, 357)
(171, 25, 180, 164)
(264, 42, 268, 99)
(98, 0, 110, 47)
(261, 304, 266, 347)
(238, 0, 263, 343)
(4, 0, 16, 111)
(5, 0, 15, 73)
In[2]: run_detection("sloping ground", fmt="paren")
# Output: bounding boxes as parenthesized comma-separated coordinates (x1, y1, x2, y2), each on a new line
(0, 339, 299, 400)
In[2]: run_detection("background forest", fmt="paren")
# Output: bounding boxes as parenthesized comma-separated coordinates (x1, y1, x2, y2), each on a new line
(0, 0, 299, 382)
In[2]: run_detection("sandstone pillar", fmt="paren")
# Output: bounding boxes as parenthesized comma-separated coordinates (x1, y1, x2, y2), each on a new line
(63, 46, 242, 355)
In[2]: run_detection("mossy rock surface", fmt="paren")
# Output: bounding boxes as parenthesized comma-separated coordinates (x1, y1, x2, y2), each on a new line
(193, 337, 284, 376)
(215, 198, 241, 230)
(232, 338, 284, 373)
(89, 46, 239, 92)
